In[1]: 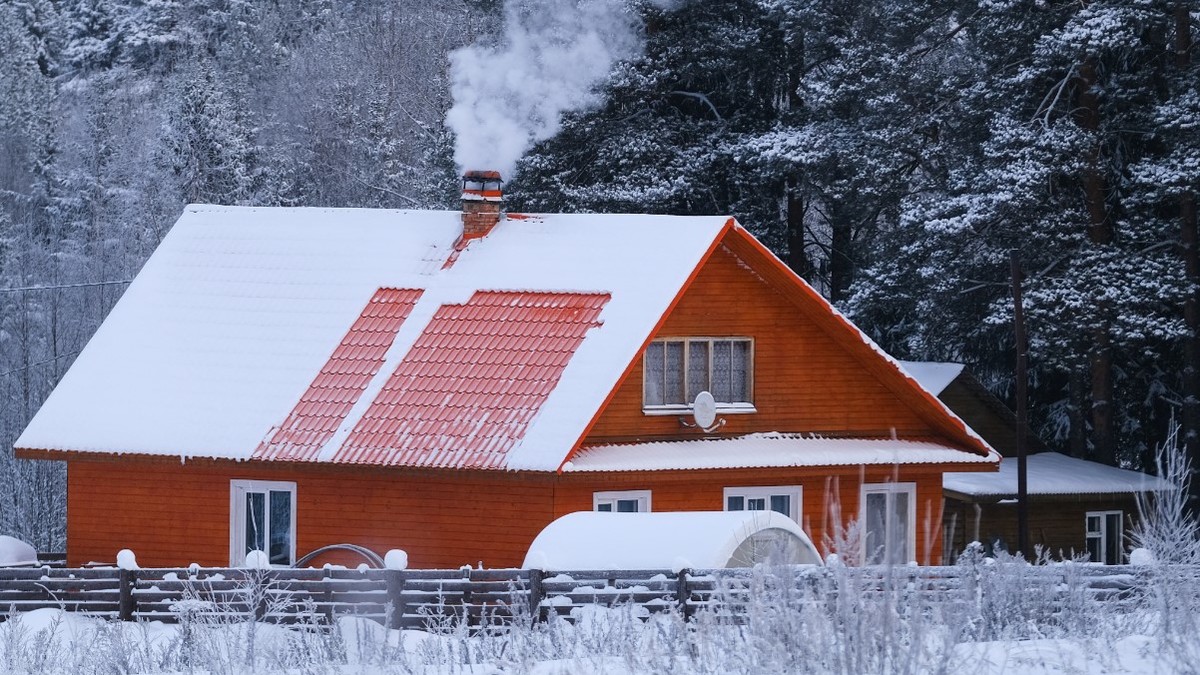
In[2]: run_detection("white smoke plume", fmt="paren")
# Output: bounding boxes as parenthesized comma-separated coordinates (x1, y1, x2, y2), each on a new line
(446, 0, 645, 179)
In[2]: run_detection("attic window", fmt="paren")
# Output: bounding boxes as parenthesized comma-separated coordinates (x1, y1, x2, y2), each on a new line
(643, 338, 753, 411)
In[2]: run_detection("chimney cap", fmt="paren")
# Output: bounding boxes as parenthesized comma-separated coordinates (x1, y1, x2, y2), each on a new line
(463, 170, 502, 182)
(462, 170, 503, 203)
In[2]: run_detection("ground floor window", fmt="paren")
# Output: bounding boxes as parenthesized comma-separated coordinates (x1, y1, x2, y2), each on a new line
(1085, 510, 1124, 564)
(230, 480, 296, 566)
(861, 482, 916, 565)
(723, 486, 802, 522)
(593, 490, 651, 512)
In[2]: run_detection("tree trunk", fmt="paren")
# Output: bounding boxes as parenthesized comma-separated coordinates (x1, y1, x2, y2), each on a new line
(783, 37, 812, 282)
(1074, 55, 1117, 464)
(785, 177, 813, 279)
(1174, 2, 1200, 506)
(829, 219, 853, 303)
(1090, 332, 1115, 465)
(1068, 366, 1088, 458)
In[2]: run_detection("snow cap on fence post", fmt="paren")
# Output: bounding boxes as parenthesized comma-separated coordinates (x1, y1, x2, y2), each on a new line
(116, 551, 138, 622)
(1129, 548, 1156, 566)
(385, 549, 408, 570)
(243, 549, 270, 569)
(116, 549, 138, 570)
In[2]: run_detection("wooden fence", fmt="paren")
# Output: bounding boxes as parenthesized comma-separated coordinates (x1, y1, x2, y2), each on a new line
(0, 563, 1178, 629)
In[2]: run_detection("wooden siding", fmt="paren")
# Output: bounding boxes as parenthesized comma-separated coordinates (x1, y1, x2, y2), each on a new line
(67, 457, 555, 569)
(584, 245, 938, 444)
(67, 455, 952, 568)
(938, 378, 1020, 457)
(942, 494, 1139, 563)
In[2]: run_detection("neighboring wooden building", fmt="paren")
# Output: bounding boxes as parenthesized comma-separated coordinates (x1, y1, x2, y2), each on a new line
(16, 177, 996, 569)
(942, 453, 1167, 563)
(900, 361, 1166, 563)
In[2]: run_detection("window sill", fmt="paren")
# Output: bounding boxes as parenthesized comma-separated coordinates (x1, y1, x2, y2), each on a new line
(642, 404, 757, 416)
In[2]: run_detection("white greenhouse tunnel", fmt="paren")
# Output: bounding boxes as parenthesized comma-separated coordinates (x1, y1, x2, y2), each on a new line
(523, 511, 822, 571)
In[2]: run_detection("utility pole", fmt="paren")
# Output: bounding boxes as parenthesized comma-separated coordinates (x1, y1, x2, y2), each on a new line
(1011, 250, 1030, 558)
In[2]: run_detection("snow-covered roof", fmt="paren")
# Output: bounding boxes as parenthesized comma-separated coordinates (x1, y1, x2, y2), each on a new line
(898, 361, 965, 397)
(565, 432, 998, 472)
(943, 452, 1171, 498)
(16, 205, 729, 471)
(17, 203, 995, 472)
(522, 511, 822, 571)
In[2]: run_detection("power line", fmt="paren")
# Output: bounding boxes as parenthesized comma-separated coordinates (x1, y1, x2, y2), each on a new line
(0, 350, 83, 379)
(0, 280, 133, 294)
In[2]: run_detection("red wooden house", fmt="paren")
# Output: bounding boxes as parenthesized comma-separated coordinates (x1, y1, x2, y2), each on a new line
(16, 175, 997, 569)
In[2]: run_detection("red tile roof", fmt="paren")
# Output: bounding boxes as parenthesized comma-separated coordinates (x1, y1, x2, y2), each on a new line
(253, 288, 422, 461)
(334, 291, 609, 469)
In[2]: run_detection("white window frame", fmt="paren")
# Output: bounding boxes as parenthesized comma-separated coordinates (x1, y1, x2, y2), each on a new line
(860, 482, 917, 565)
(593, 490, 652, 513)
(230, 480, 297, 567)
(642, 337, 756, 413)
(1085, 510, 1124, 564)
(723, 486, 802, 522)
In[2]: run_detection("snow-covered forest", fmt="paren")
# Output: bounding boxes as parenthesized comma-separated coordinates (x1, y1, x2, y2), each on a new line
(1, 0, 1198, 550)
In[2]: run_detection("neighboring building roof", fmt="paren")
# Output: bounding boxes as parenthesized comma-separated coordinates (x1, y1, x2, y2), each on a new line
(943, 452, 1171, 499)
(897, 361, 965, 397)
(16, 205, 993, 471)
(565, 432, 997, 472)
(899, 359, 1046, 457)
(522, 511, 822, 570)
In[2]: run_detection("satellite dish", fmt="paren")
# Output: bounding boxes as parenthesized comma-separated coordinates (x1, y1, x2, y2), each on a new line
(692, 391, 717, 429)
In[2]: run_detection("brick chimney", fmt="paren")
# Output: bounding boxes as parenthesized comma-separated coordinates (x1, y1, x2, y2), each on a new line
(461, 170, 503, 240)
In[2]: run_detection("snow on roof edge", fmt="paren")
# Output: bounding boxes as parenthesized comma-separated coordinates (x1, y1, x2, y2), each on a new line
(564, 433, 998, 473)
(943, 452, 1171, 498)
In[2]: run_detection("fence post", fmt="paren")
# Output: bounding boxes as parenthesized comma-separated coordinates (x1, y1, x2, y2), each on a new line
(461, 566, 474, 626)
(254, 571, 269, 621)
(528, 568, 544, 624)
(676, 569, 692, 621)
(386, 569, 407, 630)
(323, 567, 335, 626)
(118, 568, 137, 621)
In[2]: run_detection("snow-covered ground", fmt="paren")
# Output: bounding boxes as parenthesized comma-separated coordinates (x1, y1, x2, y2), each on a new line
(0, 605, 1181, 674)
(1, 557, 1197, 675)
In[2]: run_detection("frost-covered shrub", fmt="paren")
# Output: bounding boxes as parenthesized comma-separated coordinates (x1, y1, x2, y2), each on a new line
(0, 551, 1191, 673)
(1131, 423, 1200, 673)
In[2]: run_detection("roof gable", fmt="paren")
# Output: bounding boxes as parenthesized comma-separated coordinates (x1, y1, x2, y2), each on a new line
(717, 226, 993, 457)
(564, 225, 995, 463)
